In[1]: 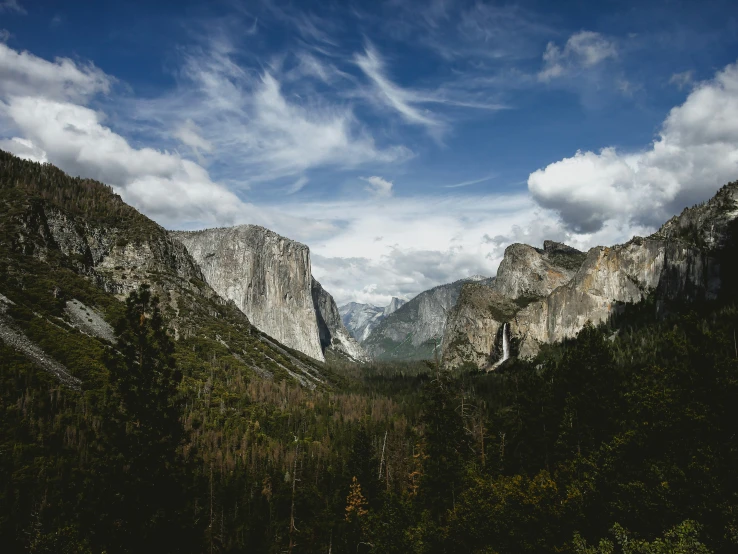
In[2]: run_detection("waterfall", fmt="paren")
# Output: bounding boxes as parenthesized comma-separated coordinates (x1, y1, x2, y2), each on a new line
(490, 323, 510, 371)
(501, 322, 509, 363)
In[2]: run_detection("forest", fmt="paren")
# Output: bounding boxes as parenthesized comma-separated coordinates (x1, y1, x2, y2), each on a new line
(3, 282, 738, 553)
(1, 151, 738, 553)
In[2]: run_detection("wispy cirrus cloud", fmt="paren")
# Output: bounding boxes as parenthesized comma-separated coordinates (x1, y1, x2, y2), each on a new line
(0, 0, 25, 15)
(355, 44, 444, 135)
(669, 70, 694, 89)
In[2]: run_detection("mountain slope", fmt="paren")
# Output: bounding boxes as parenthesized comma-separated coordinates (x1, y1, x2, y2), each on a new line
(363, 277, 493, 361)
(0, 150, 333, 390)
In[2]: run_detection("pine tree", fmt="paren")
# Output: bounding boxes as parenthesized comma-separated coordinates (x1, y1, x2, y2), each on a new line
(419, 370, 469, 519)
(97, 285, 198, 553)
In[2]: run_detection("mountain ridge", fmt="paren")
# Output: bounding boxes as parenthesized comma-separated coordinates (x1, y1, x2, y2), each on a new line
(442, 180, 738, 369)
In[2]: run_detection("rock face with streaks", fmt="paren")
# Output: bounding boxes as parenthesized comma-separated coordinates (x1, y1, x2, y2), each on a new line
(363, 277, 493, 361)
(339, 297, 407, 342)
(171, 226, 325, 361)
(311, 277, 369, 362)
(493, 241, 587, 301)
(441, 282, 519, 370)
(441, 242, 585, 369)
(441, 181, 738, 369)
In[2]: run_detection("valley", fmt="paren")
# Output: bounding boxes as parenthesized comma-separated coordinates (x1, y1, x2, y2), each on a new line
(2, 151, 738, 553)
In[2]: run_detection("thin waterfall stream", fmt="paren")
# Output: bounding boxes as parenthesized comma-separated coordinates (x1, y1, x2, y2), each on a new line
(490, 322, 510, 371)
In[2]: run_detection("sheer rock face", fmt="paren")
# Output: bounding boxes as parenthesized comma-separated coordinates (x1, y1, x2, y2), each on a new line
(171, 226, 325, 361)
(441, 283, 518, 370)
(363, 278, 493, 361)
(311, 278, 369, 362)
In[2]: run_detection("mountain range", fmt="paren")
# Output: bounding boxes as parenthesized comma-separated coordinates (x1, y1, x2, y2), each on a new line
(2, 146, 737, 378)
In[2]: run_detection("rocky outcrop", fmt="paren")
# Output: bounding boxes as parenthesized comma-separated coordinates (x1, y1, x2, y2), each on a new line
(441, 282, 518, 370)
(171, 226, 325, 361)
(339, 297, 407, 342)
(363, 277, 493, 361)
(513, 235, 721, 357)
(384, 297, 406, 317)
(493, 241, 586, 300)
(441, 241, 586, 369)
(442, 182, 738, 369)
(311, 278, 369, 362)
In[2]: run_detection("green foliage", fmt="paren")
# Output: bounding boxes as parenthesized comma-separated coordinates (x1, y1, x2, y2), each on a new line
(573, 520, 712, 554)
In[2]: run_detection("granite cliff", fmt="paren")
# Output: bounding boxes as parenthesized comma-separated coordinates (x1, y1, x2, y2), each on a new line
(171, 226, 326, 361)
(442, 181, 738, 369)
(363, 276, 493, 361)
(312, 277, 368, 363)
(171, 226, 366, 363)
(339, 297, 406, 342)
(441, 242, 585, 368)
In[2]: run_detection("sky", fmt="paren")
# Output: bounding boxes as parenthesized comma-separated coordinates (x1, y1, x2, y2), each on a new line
(1, 0, 737, 306)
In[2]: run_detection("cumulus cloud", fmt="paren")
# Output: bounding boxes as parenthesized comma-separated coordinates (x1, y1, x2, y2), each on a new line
(0, 43, 111, 101)
(0, 42, 268, 229)
(361, 175, 394, 198)
(529, 60, 738, 233)
(0, 136, 47, 162)
(4, 97, 245, 223)
(539, 31, 617, 82)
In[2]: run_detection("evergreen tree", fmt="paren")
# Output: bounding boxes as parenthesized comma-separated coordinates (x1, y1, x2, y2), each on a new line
(419, 371, 469, 519)
(95, 285, 198, 553)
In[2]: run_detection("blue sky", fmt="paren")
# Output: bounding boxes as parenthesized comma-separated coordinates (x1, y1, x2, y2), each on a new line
(1, 0, 737, 304)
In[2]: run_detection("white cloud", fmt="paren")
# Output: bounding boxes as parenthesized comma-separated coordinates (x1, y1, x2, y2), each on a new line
(4, 97, 246, 224)
(355, 44, 443, 134)
(280, 193, 541, 305)
(150, 40, 412, 183)
(0, 43, 111, 101)
(0, 29, 10, 43)
(529, 60, 738, 232)
(361, 175, 393, 198)
(669, 70, 694, 90)
(0, 136, 46, 162)
(442, 173, 496, 188)
(173, 118, 212, 160)
(286, 176, 309, 194)
(539, 31, 617, 82)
